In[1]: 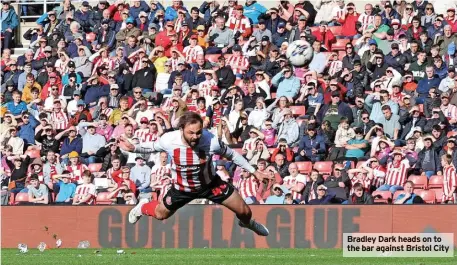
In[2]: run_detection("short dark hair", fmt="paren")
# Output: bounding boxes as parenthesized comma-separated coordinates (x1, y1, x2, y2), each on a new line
(177, 111, 204, 129)
(381, 105, 391, 111)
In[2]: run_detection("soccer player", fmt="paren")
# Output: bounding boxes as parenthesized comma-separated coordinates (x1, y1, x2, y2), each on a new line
(119, 112, 269, 236)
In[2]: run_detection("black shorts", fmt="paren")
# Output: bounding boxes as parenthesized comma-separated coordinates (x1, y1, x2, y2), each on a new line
(162, 179, 235, 212)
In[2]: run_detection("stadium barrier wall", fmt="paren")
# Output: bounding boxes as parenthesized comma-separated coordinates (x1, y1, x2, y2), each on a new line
(2, 205, 457, 249)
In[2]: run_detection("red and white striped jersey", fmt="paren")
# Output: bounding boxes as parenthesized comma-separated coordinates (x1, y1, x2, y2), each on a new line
(443, 165, 457, 200)
(198, 80, 218, 97)
(106, 167, 122, 182)
(50, 111, 69, 130)
(385, 159, 410, 186)
(328, 60, 343, 77)
(74, 183, 96, 205)
(134, 128, 156, 143)
(226, 16, 251, 34)
(307, 181, 318, 202)
(174, 17, 185, 32)
(350, 173, 372, 195)
(242, 137, 260, 152)
(66, 163, 89, 184)
(150, 164, 171, 183)
(169, 58, 180, 72)
(370, 165, 387, 188)
(440, 104, 457, 121)
(358, 13, 375, 32)
(131, 59, 145, 74)
(183, 45, 204, 64)
(235, 176, 259, 200)
(226, 55, 250, 76)
(92, 57, 115, 75)
(227, 7, 236, 19)
(331, 6, 347, 20)
(133, 130, 255, 192)
(100, 107, 113, 119)
(186, 98, 197, 112)
(282, 174, 308, 200)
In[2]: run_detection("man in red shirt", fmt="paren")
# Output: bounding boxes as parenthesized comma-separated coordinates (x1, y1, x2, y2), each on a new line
(312, 21, 336, 51)
(338, 2, 360, 39)
(155, 21, 174, 48)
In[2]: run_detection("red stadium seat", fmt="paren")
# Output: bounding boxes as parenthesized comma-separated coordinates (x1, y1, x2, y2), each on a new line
(25, 149, 41, 159)
(371, 190, 392, 204)
(416, 189, 436, 204)
(295, 161, 313, 175)
(392, 190, 405, 201)
(328, 26, 342, 36)
(428, 175, 444, 189)
(313, 161, 333, 176)
(88, 163, 103, 173)
(290, 106, 306, 117)
(95, 192, 113, 205)
(408, 175, 428, 190)
(309, 26, 319, 32)
(332, 39, 350, 51)
(14, 193, 29, 204)
(435, 189, 444, 203)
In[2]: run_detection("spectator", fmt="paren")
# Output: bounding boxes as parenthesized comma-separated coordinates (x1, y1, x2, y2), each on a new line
(271, 66, 300, 100)
(72, 171, 96, 205)
(312, 21, 336, 51)
(1, 1, 19, 49)
(5, 154, 30, 196)
(54, 173, 76, 204)
(276, 108, 300, 146)
(78, 123, 107, 164)
(308, 184, 336, 204)
(296, 124, 325, 162)
(130, 156, 151, 193)
(346, 183, 374, 204)
(318, 91, 353, 130)
(264, 183, 289, 204)
(235, 168, 261, 204)
(414, 136, 442, 179)
(25, 174, 49, 205)
(394, 181, 425, 204)
(377, 150, 409, 194)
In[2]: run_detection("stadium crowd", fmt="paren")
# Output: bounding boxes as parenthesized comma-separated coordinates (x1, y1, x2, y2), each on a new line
(1, 0, 457, 206)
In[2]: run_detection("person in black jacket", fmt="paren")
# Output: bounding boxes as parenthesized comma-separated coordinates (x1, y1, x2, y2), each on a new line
(132, 58, 156, 93)
(414, 136, 442, 178)
(35, 124, 61, 157)
(259, 7, 287, 35)
(342, 43, 360, 70)
(96, 140, 127, 171)
(307, 184, 337, 205)
(243, 82, 267, 111)
(215, 56, 236, 91)
(398, 105, 427, 143)
(367, 52, 388, 81)
(5, 154, 31, 195)
(346, 183, 374, 204)
(302, 169, 324, 204)
(324, 163, 350, 201)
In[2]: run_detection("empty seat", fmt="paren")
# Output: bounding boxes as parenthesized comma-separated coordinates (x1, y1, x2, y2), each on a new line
(408, 175, 428, 189)
(295, 161, 313, 175)
(88, 163, 103, 173)
(371, 190, 392, 204)
(416, 189, 436, 204)
(95, 192, 113, 205)
(14, 193, 29, 205)
(313, 161, 333, 176)
(428, 175, 444, 189)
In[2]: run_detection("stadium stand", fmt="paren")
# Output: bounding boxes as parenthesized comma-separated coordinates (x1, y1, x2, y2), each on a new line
(1, 0, 457, 207)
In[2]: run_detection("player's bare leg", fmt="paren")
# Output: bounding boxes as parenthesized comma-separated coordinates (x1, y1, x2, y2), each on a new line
(128, 198, 174, 224)
(220, 190, 269, 236)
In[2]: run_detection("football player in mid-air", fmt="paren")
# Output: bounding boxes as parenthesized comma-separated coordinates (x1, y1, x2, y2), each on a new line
(119, 112, 269, 236)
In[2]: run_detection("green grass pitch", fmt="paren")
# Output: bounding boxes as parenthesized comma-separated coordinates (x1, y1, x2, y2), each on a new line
(2, 248, 457, 265)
